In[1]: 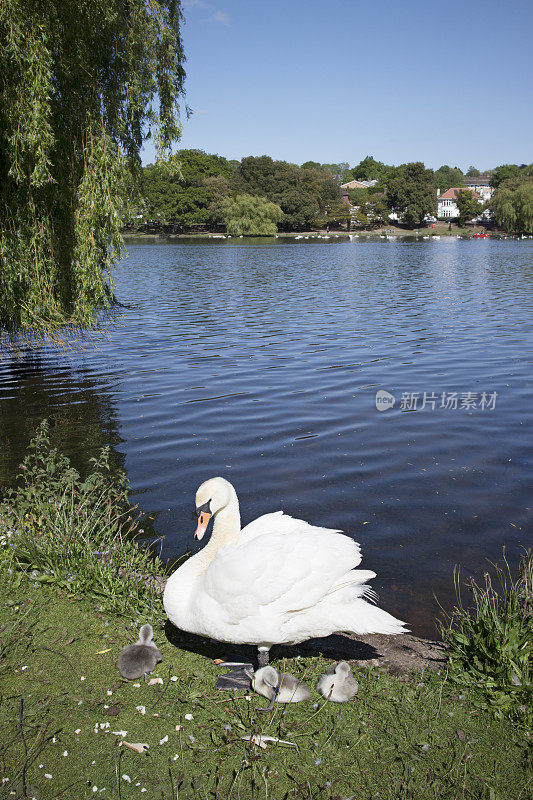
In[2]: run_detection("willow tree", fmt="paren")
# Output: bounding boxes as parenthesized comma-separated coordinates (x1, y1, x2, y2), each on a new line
(0, 0, 185, 331)
(221, 194, 283, 236)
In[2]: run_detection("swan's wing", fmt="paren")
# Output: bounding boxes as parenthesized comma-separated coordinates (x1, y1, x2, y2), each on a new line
(201, 514, 363, 622)
(239, 511, 295, 542)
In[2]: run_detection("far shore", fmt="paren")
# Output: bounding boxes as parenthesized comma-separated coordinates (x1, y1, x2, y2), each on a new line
(122, 223, 512, 241)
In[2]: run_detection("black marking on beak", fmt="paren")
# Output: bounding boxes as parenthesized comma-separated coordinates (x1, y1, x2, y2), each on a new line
(195, 499, 211, 517)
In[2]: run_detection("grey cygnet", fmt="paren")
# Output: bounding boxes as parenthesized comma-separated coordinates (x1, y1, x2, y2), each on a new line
(251, 666, 310, 712)
(117, 623, 162, 680)
(316, 661, 359, 702)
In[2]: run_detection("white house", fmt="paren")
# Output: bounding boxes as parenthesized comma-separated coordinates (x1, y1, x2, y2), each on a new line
(461, 177, 494, 203)
(437, 187, 482, 219)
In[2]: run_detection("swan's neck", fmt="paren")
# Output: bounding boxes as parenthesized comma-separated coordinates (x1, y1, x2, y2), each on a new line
(193, 496, 241, 573)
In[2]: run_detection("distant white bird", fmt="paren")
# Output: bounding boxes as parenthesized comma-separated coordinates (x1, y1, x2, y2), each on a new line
(317, 661, 359, 702)
(117, 624, 162, 680)
(163, 478, 407, 684)
(251, 666, 310, 711)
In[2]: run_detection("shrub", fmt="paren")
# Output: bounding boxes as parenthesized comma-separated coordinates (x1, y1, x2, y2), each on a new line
(440, 552, 532, 727)
(0, 421, 164, 616)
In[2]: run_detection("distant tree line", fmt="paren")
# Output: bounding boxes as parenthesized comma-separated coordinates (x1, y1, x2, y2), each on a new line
(128, 153, 533, 236)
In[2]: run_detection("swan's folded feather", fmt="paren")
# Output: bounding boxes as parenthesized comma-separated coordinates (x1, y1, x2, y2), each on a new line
(201, 514, 364, 621)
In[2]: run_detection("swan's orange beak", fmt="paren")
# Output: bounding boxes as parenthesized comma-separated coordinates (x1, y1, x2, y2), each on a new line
(194, 512, 211, 541)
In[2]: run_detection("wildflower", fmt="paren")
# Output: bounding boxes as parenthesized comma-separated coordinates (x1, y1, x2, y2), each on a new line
(122, 775, 131, 783)
(62, 751, 68, 757)
(170, 675, 178, 682)
(315, 758, 322, 765)
(188, 735, 196, 743)
(136, 705, 146, 715)
(44, 774, 52, 779)
(159, 736, 168, 745)
(184, 713, 193, 721)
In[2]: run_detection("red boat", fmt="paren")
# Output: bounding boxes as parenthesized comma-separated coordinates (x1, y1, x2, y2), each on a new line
(473, 232, 490, 238)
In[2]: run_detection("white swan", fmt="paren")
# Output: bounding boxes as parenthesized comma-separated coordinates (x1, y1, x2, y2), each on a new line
(163, 478, 407, 667)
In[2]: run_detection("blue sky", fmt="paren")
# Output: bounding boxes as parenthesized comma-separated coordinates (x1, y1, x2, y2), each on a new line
(141, 0, 532, 171)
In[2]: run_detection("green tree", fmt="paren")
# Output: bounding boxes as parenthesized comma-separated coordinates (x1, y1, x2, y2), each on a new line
(466, 166, 481, 177)
(203, 175, 231, 227)
(490, 164, 521, 188)
(232, 156, 340, 231)
(0, 0, 185, 331)
(348, 188, 388, 229)
(386, 162, 435, 227)
(434, 165, 464, 192)
(139, 150, 235, 229)
(350, 155, 392, 184)
(491, 177, 533, 234)
(221, 194, 283, 236)
(455, 190, 482, 227)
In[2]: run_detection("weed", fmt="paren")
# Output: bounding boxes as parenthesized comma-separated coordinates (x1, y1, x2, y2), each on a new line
(0, 421, 163, 618)
(440, 550, 532, 727)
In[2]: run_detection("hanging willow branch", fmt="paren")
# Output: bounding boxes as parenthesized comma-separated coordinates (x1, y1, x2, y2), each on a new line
(0, 0, 186, 331)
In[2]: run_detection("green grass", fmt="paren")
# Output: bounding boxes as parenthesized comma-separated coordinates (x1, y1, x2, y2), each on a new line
(0, 576, 530, 800)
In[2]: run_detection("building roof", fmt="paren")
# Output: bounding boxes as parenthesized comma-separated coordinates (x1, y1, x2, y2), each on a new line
(462, 176, 491, 186)
(341, 179, 378, 189)
(439, 187, 481, 201)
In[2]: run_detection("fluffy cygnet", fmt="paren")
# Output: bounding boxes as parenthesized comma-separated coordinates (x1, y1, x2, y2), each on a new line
(316, 661, 359, 702)
(117, 623, 162, 680)
(252, 666, 311, 711)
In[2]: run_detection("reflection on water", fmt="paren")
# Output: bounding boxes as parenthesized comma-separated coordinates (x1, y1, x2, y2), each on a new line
(1, 238, 532, 637)
(0, 351, 125, 484)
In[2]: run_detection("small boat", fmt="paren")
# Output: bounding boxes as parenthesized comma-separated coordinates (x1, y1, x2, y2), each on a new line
(473, 232, 490, 238)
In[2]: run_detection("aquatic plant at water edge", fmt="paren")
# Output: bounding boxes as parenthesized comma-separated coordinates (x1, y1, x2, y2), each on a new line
(0, 421, 163, 616)
(440, 552, 532, 727)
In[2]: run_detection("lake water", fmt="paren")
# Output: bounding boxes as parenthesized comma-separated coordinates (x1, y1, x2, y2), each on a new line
(1, 237, 532, 637)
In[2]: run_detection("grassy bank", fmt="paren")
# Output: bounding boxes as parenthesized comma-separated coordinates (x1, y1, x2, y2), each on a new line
(1, 428, 531, 799)
(1, 577, 530, 800)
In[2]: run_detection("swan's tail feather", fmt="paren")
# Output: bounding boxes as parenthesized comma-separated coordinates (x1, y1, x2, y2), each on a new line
(342, 598, 408, 636)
